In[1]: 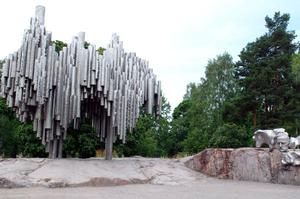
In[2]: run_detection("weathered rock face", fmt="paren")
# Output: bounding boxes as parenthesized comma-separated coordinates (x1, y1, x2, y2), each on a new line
(185, 148, 300, 185)
(185, 148, 232, 179)
(0, 158, 204, 188)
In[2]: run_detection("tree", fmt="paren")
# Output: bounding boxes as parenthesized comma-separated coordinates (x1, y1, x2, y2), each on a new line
(292, 52, 300, 83)
(52, 40, 67, 53)
(210, 123, 249, 148)
(170, 99, 192, 155)
(115, 96, 172, 157)
(173, 53, 239, 154)
(236, 12, 297, 130)
(0, 98, 47, 157)
(15, 124, 47, 157)
(63, 120, 102, 158)
(287, 52, 300, 136)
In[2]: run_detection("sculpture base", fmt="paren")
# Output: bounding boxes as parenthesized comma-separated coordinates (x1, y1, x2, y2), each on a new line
(185, 148, 300, 186)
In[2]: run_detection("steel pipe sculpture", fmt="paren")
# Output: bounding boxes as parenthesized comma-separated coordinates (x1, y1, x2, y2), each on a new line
(253, 128, 289, 152)
(282, 151, 300, 166)
(0, 6, 162, 160)
(253, 128, 300, 166)
(289, 136, 300, 150)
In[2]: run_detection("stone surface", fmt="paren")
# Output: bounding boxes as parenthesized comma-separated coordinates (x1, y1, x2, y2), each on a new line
(184, 148, 233, 179)
(1, 179, 300, 199)
(0, 157, 203, 188)
(185, 148, 300, 185)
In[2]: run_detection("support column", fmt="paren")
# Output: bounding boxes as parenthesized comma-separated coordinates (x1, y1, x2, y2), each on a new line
(52, 138, 58, 158)
(105, 117, 113, 160)
(58, 136, 63, 158)
(48, 140, 53, 158)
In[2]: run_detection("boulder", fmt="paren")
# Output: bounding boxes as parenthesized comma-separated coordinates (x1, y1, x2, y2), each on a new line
(185, 148, 300, 185)
(185, 148, 233, 179)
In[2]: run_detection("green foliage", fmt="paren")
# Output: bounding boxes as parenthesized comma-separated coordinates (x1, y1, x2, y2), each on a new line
(170, 99, 192, 154)
(97, 47, 106, 55)
(0, 115, 17, 157)
(113, 113, 159, 157)
(175, 12, 299, 155)
(210, 123, 249, 148)
(292, 53, 300, 83)
(84, 41, 90, 49)
(173, 52, 241, 154)
(235, 12, 297, 129)
(52, 40, 67, 53)
(115, 96, 172, 157)
(64, 120, 102, 158)
(0, 98, 46, 157)
(15, 124, 47, 157)
(182, 128, 208, 154)
(0, 97, 19, 157)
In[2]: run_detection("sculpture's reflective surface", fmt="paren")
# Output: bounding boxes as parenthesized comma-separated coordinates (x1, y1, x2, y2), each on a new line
(0, 6, 161, 159)
(253, 128, 300, 166)
(253, 128, 289, 152)
(282, 151, 300, 166)
(289, 136, 300, 150)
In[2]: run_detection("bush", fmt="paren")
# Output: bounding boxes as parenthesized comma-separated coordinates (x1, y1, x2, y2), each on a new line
(15, 124, 47, 157)
(0, 97, 47, 157)
(210, 123, 249, 148)
(63, 121, 103, 158)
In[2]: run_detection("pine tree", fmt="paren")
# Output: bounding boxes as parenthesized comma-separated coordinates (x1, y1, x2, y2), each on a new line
(236, 12, 297, 129)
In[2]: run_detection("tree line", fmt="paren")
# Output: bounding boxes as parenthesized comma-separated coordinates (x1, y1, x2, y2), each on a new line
(0, 12, 300, 158)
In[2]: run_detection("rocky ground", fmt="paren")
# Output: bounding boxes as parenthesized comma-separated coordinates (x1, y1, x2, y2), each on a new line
(1, 150, 300, 199)
(185, 148, 300, 185)
(0, 157, 202, 188)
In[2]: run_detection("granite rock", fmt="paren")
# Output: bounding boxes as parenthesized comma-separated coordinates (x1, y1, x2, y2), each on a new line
(185, 148, 300, 185)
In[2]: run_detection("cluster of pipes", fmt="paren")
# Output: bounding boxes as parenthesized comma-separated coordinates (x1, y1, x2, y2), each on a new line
(0, 6, 162, 160)
(253, 128, 300, 166)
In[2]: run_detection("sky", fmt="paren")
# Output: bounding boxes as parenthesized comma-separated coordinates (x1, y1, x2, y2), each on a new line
(0, 0, 299, 110)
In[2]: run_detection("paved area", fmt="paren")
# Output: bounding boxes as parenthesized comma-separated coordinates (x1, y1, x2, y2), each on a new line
(1, 178, 299, 199)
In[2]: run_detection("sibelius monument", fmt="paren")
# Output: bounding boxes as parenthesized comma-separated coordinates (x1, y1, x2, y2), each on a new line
(0, 6, 162, 160)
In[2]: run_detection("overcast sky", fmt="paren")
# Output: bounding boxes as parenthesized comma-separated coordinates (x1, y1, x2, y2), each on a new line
(0, 0, 299, 109)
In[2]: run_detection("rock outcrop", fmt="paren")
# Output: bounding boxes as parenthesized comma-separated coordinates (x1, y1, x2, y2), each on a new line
(185, 148, 300, 185)
(0, 158, 204, 188)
